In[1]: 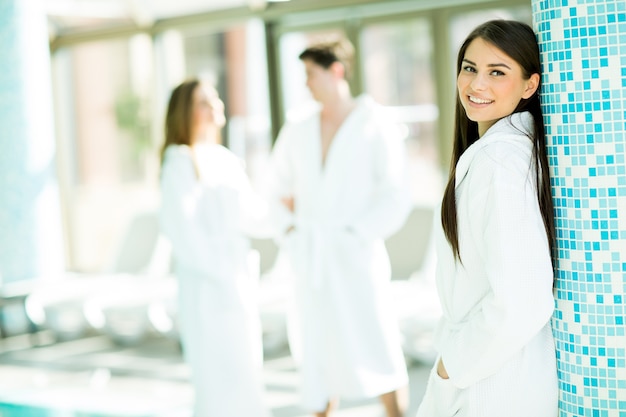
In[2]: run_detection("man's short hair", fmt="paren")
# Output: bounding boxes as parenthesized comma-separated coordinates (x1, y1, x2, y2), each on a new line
(298, 38, 354, 80)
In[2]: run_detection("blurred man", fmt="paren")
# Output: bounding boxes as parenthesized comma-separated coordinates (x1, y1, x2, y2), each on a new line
(267, 38, 412, 417)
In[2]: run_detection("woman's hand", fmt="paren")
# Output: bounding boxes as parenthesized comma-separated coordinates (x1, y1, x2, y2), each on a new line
(437, 358, 450, 379)
(281, 196, 295, 213)
(280, 197, 295, 235)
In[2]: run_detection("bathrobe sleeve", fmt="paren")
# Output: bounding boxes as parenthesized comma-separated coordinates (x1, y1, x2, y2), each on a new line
(263, 122, 298, 238)
(236, 178, 273, 239)
(220, 148, 273, 239)
(441, 139, 555, 389)
(346, 118, 413, 241)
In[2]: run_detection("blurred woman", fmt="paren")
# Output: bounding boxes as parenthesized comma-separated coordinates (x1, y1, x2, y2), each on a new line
(159, 79, 271, 417)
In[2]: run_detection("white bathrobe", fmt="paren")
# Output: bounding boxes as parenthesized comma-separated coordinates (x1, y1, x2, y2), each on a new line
(416, 112, 558, 417)
(160, 144, 271, 417)
(268, 95, 412, 410)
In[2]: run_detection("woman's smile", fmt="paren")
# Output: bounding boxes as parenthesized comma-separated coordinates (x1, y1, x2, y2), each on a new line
(467, 95, 494, 105)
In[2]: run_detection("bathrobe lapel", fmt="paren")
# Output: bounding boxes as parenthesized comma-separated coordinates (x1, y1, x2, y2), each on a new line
(455, 112, 533, 189)
(316, 101, 364, 209)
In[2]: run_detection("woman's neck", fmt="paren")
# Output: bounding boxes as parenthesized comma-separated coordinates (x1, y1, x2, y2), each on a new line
(191, 131, 219, 148)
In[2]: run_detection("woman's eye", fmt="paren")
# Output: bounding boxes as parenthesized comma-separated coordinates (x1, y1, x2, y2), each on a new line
(490, 70, 505, 76)
(462, 65, 476, 73)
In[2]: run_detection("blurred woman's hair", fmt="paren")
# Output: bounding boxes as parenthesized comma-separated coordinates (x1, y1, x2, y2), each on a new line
(160, 78, 200, 165)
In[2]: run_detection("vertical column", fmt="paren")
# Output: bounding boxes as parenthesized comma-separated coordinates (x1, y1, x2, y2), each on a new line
(533, 0, 626, 415)
(0, 0, 65, 285)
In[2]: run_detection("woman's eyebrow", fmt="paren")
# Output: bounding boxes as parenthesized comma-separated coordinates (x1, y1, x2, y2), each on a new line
(462, 58, 512, 70)
(488, 62, 512, 70)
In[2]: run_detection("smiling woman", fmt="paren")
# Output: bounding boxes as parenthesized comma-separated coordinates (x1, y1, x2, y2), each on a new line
(415, 19, 558, 417)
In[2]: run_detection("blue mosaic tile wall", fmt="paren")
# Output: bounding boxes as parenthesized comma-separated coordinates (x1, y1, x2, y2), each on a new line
(533, 0, 626, 415)
(0, 0, 64, 284)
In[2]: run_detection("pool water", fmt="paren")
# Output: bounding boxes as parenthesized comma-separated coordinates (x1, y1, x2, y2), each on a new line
(0, 403, 154, 417)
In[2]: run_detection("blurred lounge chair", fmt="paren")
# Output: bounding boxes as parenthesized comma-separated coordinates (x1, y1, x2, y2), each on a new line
(25, 210, 174, 344)
(387, 206, 441, 365)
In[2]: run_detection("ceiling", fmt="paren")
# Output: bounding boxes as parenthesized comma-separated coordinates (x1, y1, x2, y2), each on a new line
(44, 0, 288, 37)
(44, 0, 517, 45)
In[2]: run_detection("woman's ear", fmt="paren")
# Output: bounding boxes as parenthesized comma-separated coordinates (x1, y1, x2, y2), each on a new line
(522, 73, 540, 99)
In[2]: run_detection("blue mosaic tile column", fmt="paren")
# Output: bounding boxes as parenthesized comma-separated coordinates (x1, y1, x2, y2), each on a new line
(533, 1, 626, 415)
(0, 0, 65, 284)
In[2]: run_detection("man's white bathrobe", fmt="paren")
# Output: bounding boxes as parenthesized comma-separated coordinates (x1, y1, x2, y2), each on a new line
(416, 112, 558, 417)
(268, 95, 412, 410)
(160, 144, 271, 417)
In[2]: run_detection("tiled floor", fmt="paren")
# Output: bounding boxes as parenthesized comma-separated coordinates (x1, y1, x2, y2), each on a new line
(0, 331, 431, 417)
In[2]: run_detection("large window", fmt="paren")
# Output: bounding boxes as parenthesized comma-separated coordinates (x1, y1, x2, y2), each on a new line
(50, 2, 532, 272)
(52, 20, 272, 272)
(360, 18, 442, 207)
(449, 6, 532, 51)
(53, 34, 158, 272)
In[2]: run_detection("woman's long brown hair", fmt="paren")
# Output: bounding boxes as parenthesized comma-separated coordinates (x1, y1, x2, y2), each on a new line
(441, 20, 555, 264)
(159, 79, 200, 165)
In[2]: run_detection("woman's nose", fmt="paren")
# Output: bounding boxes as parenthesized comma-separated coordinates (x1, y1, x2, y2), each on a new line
(470, 72, 488, 90)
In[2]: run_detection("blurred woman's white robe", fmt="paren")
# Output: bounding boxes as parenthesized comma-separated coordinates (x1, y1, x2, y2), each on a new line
(160, 144, 271, 417)
(267, 95, 412, 410)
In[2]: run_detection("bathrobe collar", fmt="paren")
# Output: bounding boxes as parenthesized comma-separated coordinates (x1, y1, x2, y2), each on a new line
(455, 111, 534, 188)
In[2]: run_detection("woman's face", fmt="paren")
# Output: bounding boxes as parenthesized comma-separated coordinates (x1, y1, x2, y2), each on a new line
(457, 37, 539, 137)
(191, 84, 225, 142)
